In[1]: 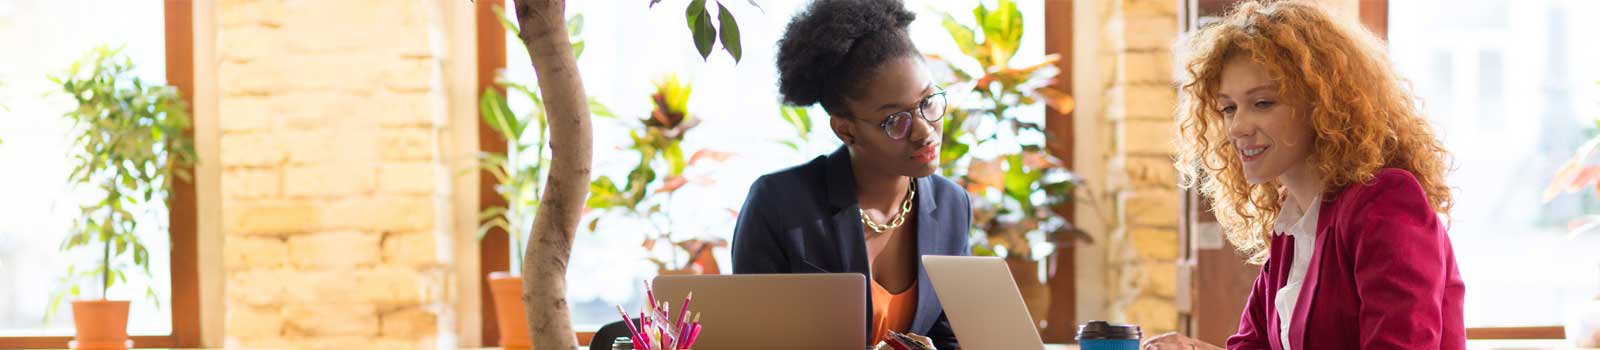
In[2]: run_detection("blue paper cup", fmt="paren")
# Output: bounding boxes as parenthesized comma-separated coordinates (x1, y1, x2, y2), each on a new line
(1076, 321, 1141, 350)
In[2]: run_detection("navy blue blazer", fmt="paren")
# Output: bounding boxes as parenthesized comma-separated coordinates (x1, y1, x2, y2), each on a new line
(731, 146, 971, 349)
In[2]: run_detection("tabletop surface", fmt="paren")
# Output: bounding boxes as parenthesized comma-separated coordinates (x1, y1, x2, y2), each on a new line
(14, 340, 1593, 350)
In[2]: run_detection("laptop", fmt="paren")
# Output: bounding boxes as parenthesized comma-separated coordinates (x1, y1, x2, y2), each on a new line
(651, 273, 867, 350)
(922, 255, 1047, 350)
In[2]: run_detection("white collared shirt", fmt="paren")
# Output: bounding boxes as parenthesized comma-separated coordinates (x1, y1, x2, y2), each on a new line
(1272, 195, 1320, 350)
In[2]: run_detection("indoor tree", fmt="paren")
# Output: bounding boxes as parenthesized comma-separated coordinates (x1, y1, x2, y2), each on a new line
(507, 0, 591, 348)
(46, 46, 195, 323)
(505, 1, 745, 347)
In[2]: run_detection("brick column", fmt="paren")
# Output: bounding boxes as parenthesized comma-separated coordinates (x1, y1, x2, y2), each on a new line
(215, 0, 454, 347)
(1083, 0, 1183, 336)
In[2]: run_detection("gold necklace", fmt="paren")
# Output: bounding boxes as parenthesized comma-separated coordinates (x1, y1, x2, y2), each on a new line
(860, 180, 915, 234)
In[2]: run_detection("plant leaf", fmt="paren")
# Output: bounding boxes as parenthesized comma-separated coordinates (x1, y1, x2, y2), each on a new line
(664, 142, 687, 177)
(589, 98, 616, 119)
(656, 176, 689, 193)
(717, 2, 742, 62)
(476, 217, 512, 240)
(586, 176, 623, 209)
(968, 157, 1005, 190)
(624, 166, 657, 206)
(779, 105, 798, 128)
(687, 149, 733, 165)
(1034, 86, 1075, 114)
(495, 91, 524, 139)
(491, 5, 519, 36)
(971, 242, 997, 257)
(687, 0, 716, 59)
(796, 106, 812, 133)
(479, 206, 508, 221)
(147, 287, 161, 309)
(941, 142, 970, 168)
(567, 14, 584, 38)
(479, 90, 512, 136)
(941, 12, 979, 59)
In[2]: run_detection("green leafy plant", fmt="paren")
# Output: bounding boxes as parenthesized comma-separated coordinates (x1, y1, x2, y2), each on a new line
(650, 0, 748, 63)
(775, 105, 817, 153)
(930, 0, 1087, 260)
(46, 46, 195, 319)
(475, 8, 613, 275)
(586, 74, 731, 272)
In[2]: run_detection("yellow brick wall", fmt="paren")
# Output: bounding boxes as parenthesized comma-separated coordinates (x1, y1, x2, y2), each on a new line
(215, 0, 453, 347)
(1100, 0, 1183, 336)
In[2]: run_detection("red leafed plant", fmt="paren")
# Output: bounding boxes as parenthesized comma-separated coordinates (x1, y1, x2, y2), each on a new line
(585, 74, 732, 273)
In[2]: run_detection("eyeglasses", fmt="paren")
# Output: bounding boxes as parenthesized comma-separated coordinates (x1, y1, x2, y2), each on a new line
(875, 90, 948, 140)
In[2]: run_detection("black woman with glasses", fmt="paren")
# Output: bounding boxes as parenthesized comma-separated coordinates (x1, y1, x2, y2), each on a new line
(731, 0, 968, 349)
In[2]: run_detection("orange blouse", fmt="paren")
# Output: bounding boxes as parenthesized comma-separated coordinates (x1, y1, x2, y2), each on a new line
(869, 278, 918, 345)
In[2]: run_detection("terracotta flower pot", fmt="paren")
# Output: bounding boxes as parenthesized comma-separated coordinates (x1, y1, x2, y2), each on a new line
(488, 272, 532, 350)
(70, 300, 132, 350)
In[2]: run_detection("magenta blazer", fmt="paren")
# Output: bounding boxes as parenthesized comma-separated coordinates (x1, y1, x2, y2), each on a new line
(1227, 168, 1466, 350)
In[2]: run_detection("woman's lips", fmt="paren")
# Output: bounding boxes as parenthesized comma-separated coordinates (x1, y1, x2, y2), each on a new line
(1240, 144, 1268, 163)
(912, 143, 940, 163)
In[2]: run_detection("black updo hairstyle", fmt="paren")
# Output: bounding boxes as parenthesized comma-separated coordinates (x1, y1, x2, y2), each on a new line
(776, 0, 919, 118)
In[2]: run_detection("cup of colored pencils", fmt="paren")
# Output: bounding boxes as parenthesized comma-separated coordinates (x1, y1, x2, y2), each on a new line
(616, 281, 703, 350)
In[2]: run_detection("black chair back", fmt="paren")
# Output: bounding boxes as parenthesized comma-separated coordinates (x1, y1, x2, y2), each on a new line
(590, 318, 637, 350)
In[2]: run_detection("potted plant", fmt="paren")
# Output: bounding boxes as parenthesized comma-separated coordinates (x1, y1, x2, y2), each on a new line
(44, 46, 195, 350)
(472, 7, 608, 348)
(585, 74, 732, 276)
(928, 0, 1090, 328)
(774, 105, 822, 155)
(1540, 80, 1600, 347)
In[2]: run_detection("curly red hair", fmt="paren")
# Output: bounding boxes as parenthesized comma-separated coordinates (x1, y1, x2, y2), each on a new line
(1175, 0, 1453, 263)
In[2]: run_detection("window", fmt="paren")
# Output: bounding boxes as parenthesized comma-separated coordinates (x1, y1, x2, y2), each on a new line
(479, 0, 1049, 340)
(1390, 0, 1600, 330)
(0, 0, 198, 347)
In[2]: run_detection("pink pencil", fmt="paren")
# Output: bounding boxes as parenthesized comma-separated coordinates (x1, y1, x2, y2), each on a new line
(644, 280, 659, 310)
(660, 301, 673, 348)
(616, 305, 645, 347)
(673, 292, 693, 334)
(686, 324, 701, 348)
(681, 315, 702, 349)
(676, 313, 700, 349)
(640, 304, 655, 349)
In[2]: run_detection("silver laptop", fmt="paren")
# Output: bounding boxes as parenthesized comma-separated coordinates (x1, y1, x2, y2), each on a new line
(652, 273, 867, 350)
(922, 255, 1046, 350)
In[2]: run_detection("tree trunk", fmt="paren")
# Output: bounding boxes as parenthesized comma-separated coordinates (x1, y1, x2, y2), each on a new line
(511, 1, 591, 349)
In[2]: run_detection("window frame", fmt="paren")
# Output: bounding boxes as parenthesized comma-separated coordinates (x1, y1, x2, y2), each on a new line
(0, 0, 202, 348)
(474, 0, 509, 346)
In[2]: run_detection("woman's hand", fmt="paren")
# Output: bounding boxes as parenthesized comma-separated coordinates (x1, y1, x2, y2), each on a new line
(905, 334, 934, 349)
(1143, 332, 1224, 350)
(872, 333, 937, 350)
